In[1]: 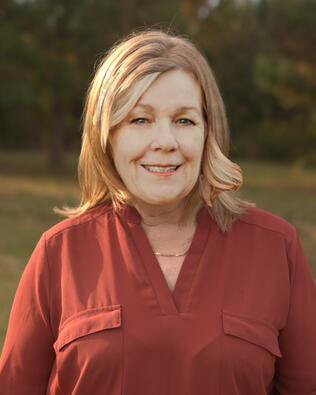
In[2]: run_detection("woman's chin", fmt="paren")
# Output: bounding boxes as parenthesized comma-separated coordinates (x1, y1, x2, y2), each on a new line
(140, 198, 179, 207)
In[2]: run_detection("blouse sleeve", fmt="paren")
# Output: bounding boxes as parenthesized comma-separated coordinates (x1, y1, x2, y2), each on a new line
(0, 233, 55, 394)
(275, 230, 316, 394)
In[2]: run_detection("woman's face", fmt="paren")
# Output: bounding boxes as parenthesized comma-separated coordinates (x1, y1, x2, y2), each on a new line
(111, 69, 205, 209)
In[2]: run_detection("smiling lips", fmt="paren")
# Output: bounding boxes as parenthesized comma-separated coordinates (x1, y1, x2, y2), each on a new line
(142, 164, 180, 175)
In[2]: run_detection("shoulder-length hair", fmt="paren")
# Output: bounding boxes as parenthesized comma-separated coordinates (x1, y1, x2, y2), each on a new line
(56, 29, 253, 232)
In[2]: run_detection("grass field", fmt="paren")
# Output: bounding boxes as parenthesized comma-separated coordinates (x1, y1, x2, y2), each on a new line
(0, 150, 315, 351)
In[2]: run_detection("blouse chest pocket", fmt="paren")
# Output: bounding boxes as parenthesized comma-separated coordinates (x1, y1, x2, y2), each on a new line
(222, 309, 282, 359)
(54, 304, 122, 352)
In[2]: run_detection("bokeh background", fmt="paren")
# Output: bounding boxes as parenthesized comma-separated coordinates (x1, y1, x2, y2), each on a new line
(0, 0, 315, 350)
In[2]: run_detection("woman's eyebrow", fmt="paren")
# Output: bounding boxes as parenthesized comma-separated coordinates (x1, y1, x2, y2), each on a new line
(135, 103, 201, 116)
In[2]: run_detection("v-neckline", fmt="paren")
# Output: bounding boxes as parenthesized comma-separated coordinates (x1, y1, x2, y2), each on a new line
(118, 205, 211, 315)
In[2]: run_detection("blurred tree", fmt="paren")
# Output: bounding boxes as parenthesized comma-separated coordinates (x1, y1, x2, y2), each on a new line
(0, 0, 183, 170)
(253, 0, 316, 165)
(179, 0, 316, 165)
(0, 0, 315, 167)
(181, 0, 266, 157)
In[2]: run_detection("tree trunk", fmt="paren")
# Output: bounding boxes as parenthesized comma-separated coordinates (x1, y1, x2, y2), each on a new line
(49, 100, 65, 171)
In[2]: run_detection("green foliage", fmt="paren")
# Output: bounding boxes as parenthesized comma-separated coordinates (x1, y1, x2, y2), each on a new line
(0, 0, 183, 167)
(0, 0, 315, 166)
(249, 0, 316, 165)
(180, 0, 316, 165)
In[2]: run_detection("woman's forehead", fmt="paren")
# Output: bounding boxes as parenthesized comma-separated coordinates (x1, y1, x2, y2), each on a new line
(133, 102, 202, 115)
(131, 70, 203, 114)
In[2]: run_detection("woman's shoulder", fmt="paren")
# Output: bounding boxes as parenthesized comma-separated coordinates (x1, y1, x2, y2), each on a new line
(44, 203, 113, 242)
(236, 206, 297, 241)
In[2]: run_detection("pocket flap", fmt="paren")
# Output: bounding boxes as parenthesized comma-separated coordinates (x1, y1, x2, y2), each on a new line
(54, 305, 122, 352)
(222, 310, 282, 358)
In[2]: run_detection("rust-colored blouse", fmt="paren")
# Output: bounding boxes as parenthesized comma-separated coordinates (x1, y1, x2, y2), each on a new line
(1, 204, 316, 394)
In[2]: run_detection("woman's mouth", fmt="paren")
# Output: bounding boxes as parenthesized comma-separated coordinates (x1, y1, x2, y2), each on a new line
(141, 164, 180, 174)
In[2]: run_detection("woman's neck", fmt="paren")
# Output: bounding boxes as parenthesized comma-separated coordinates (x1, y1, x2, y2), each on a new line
(133, 198, 201, 228)
(137, 200, 199, 257)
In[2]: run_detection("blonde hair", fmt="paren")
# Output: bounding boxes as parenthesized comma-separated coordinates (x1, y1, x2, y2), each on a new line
(56, 28, 253, 232)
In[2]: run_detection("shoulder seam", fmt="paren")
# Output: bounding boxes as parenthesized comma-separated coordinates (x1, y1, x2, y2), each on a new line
(238, 216, 295, 241)
(45, 208, 111, 241)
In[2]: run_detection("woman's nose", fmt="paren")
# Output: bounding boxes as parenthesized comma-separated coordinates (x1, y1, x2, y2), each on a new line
(149, 120, 179, 151)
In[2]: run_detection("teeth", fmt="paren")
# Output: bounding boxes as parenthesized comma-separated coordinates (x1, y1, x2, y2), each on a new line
(143, 165, 177, 173)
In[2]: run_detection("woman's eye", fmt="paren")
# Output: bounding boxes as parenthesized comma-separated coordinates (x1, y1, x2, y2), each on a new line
(130, 117, 194, 126)
(131, 118, 148, 125)
(177, 118, 194, 125)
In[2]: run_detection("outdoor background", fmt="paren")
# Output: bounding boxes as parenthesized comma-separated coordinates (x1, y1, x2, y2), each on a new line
(0, 0, 315, 351)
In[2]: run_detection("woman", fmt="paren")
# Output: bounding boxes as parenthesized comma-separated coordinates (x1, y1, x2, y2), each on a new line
(0, 29, 315, 394)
